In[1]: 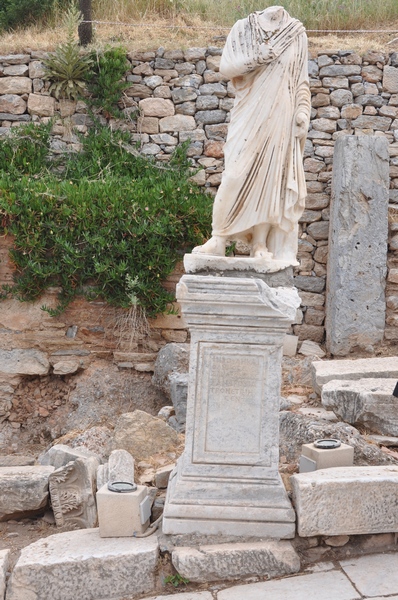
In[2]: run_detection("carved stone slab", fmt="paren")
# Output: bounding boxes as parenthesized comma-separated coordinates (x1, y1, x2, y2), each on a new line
(49, 457, 98, 529)
(0, 466, 54, 521)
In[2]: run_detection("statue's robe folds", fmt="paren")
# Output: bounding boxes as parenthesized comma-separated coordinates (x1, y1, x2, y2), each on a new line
(211, 13, 311, 250)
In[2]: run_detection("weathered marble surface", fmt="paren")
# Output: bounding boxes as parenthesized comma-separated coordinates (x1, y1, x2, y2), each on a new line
(49, 457, 98, 529)
(163, 275, 300, 538)
(0, 466, 54, 521)
(192, 7, 310, 264)
(322, 378, 398, 435)
(39, 444, 100, 470)
(5, 529, 159, 600)
(172, 541, 300, 583)
(311, 356, 398, 395)
(0, 549, 9, 599)
(291, 466, 398, 536)
(326, 135, 389, 355)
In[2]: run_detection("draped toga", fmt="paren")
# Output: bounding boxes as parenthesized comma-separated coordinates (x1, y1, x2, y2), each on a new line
(211, 10, 311, 242)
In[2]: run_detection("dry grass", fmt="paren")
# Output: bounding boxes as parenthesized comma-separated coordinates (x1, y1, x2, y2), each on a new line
(1, 15, 398, 55)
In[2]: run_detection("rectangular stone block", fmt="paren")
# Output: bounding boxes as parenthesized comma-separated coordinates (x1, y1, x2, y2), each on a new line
(311, 356, 398, 394)
(301, 442, 354, 469)
(291, 466, 398, 537)
(6, 529, 159, 600)
(172, 541, 300, 583)
(321, 378, 398, 436)
(96, 484, 149, 537)
(326, 136, 389, 355)
(0, 466, 54, 521)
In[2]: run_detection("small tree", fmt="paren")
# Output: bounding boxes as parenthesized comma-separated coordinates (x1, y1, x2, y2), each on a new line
(78, 0, 93, 46)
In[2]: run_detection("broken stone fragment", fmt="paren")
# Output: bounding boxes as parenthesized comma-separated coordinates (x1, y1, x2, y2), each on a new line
(0, 465, 54, 521)
(39, 444, 100, 470)
(49, 457, 99, 529)
(112, 410, 180, 461)
(0, 549, 9, 599)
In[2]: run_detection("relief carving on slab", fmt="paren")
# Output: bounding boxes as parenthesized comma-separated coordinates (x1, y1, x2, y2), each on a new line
(193, 6, 310, 267)
(49, 457, 98, 529)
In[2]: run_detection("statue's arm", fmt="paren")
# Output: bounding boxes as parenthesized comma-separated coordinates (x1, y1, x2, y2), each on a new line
(219, 17, 275, 80)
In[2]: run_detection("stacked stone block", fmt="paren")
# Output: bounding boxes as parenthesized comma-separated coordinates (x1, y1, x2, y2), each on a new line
(1, 48, 398, 346)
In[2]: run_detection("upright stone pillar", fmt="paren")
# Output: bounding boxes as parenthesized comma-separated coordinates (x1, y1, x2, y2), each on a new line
(326, 136, 389, 355)
(163, 274, 300, 539)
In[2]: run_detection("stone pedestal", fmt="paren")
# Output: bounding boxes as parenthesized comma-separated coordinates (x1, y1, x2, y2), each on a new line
(163, 273, 300, 539)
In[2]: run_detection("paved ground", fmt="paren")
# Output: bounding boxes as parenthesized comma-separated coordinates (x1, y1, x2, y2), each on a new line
(144, 552, 398, 599)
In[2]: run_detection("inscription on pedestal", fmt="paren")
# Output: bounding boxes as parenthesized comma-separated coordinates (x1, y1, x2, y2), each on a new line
(193, 343, 274, 466)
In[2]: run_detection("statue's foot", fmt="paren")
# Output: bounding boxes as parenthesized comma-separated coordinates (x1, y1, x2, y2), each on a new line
(251, 242, 273, 260)
(192, 236, 226, 256)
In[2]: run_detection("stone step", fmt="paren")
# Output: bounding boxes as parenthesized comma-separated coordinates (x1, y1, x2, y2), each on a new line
(291, 465, 398, 537)
(172, 541, 300, 583)
(311, 356, 398, 394)
(321, 378, 398, 436)
(5, 529, 159, 600)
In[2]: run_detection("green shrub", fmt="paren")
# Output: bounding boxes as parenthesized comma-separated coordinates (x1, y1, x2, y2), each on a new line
(43, 6, 93, 100)
(87, 47, 131, 118)
(0, 0, 56, 31)
(0, 124, 212, 317)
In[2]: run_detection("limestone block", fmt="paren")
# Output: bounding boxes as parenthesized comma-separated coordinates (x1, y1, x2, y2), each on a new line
(298, 340, 325, 358)
(125, 84, 151, 98)
(49, 457, 99, 529)
(112, 410, 180, 461)
(172, 541, 300, 583)
(39, 444, 100, 469)
(351, 115, 391, 130)
(183, 47, 206, 61)
(0, 465, 54, 521)
(383, 66, 398, 93)
(0, 54, 30, 64)
(52, 360, 80, 375)
(326, 136, 389, 355)
(155, 463, 175, 488)
(6, 529, 159, 600)
(301, 442, 354, 469)
(0, 94, 26, 115)
(159, 115, 196, 132)
(322, 378, 398, 435)
(172, 88, 198, 104)
(0, 349, 49, 375)
(29, 60, 46, 79)
(0, 76, 31, 94)
(312, 356, 398, 395)
(291, 466, 398, 536)
(168, 371, 188, 426)
(27, 94, 55, 117)
(319, 65, 361, 77)
(96, 483, 149, 537)
(0, 549, 9, 599)
(152, 343, 189, 399)
(139, 98, 175, 117)
(108, 449, 135, 484)
(283, 334, 298, 357)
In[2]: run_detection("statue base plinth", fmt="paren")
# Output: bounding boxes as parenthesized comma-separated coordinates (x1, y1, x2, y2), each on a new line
(162, 275, 300, 540)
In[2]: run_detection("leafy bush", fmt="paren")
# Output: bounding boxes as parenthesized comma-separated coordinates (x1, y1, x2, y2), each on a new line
(87, 47, 131, 118)
(43, 6, 93, 100)
(0, 124, 212, 317)
(0, 0, 56, 31)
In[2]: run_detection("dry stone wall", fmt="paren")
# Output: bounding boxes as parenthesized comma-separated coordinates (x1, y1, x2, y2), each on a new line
(1, 48, 398, 350)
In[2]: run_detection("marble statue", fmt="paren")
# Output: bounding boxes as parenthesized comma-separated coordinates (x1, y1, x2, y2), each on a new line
(193, 6, 310, 265)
